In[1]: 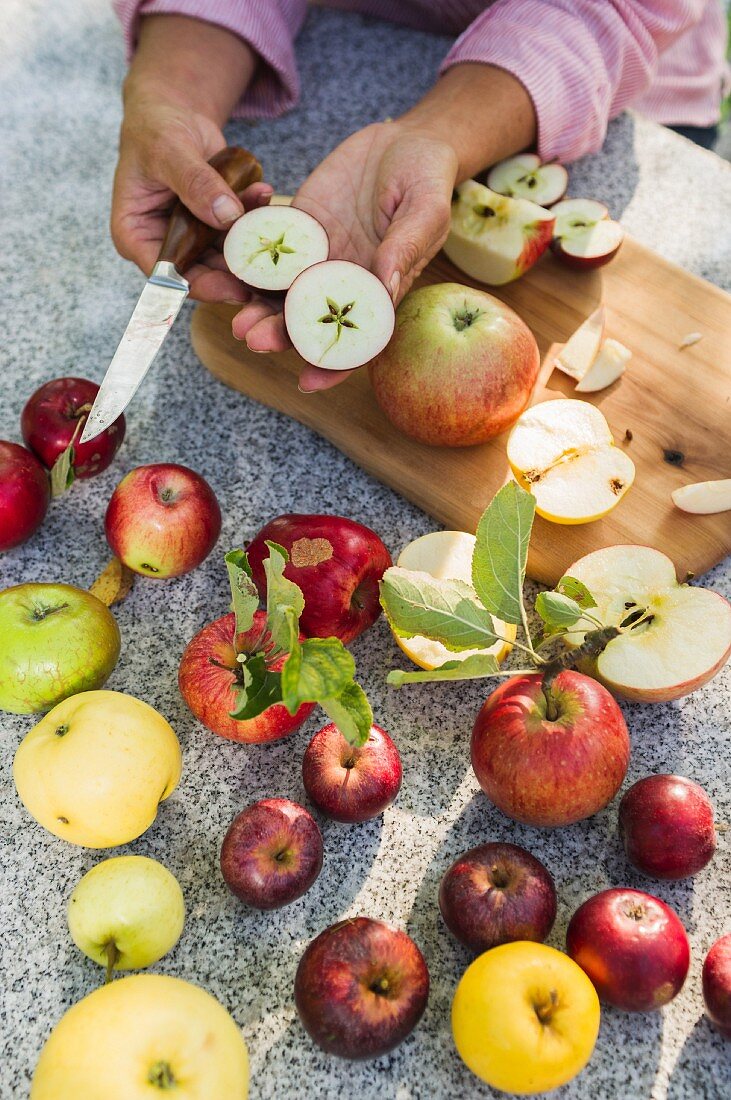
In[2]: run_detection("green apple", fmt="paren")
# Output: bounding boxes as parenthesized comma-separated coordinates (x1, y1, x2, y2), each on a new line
(68, 856, 185, 978)
(0, 582, 120, 714)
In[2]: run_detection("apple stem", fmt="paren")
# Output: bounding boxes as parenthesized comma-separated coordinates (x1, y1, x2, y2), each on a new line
(541, 625, 620, 694)
(534, 988, 559, 1024)
(103, 941, 119, 984)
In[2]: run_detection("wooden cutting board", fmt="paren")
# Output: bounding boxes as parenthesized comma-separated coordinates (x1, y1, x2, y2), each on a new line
(191, 239, 731, 585)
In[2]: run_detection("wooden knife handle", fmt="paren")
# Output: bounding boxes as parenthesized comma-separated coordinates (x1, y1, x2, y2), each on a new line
(157, 146, 263, 274)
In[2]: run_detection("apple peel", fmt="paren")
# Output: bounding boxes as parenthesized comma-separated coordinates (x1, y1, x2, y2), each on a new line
(89, 557, 135, 607)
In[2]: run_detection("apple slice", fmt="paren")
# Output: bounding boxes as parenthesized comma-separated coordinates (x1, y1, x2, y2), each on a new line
(394, 530, 515, 669)
(554, 307, 605, 380)
(444, 180, 555, 286)
(487, 154, 568, 206)
(575, 339, 631, 393)
(672, 479, 731, 514)
(284, 260, 395, 370)
(223, 205, 329, 291)
(563, 544, 731, 702)
(507, 399, 635, 523)
(551, 198, 624, 269)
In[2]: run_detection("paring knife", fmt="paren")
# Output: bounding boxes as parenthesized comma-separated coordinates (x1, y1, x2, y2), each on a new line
(80, 146, 262, 444)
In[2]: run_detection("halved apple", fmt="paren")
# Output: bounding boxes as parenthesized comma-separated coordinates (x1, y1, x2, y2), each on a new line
(575, 339, 631, 393)
(672, 480, 731, 515)
(444, 181, 555, 286)
(486, 154, 568, 207)
(393, 530, 515, 669)
(564, 545, 731, 702)
(507, 399, 635, 523)
(554, 307, 605, 381)
(223, 206, 329, 291)
(551, 199, 624, 269)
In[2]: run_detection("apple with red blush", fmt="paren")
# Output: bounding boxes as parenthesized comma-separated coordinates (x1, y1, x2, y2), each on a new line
(703, 934, 731, 1038)
(21, 377, 125, 481)
(618, 774, 716, 879)
(0, 441, 50, 552)
(302, 722, 402, 823)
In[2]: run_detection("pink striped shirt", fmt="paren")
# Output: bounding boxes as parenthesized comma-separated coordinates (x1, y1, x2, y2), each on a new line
(113, 0, 728, 163)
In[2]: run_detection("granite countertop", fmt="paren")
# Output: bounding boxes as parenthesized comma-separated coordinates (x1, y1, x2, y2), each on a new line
(1, 3, 730, 1098)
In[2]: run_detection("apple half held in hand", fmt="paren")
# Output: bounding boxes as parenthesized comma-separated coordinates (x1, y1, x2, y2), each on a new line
(444, 181, 555, 286)
(564, 544, 731, 701)
(551, 198, 624, 269)
(487, 154, 568, 206)
(507, 398, 635, 523)
(223, 205, 329, 291)
(284, 259, 395, 369)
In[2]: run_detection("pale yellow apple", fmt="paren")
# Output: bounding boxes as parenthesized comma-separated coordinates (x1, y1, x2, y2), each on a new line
(452, 941, 600, 1094)
(30, 974, 249, 1099)
(68, 856, 185, 976)
(13, 690, 182, 847)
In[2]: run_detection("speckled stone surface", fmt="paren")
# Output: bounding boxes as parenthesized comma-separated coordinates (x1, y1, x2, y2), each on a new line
(1, 3, 730, 1098)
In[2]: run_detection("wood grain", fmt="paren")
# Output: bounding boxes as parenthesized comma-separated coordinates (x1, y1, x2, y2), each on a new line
(191, 238, 731, 585)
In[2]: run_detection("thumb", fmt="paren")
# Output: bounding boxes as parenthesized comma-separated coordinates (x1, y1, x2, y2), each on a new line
(158, 142, 244, 229)
(371, 190, 452, 302)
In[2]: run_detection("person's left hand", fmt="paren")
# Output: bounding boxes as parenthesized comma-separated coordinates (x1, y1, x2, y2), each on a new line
(231, 121, 458, 390)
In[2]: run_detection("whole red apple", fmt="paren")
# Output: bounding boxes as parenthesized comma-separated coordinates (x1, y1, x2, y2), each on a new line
(302, 722, 402, 823)
(368, 283, 540, 447)
(105, 463, 221, 578)
(618, 774, 716, 879)
(247, 513, 391, 644)
(703, 934, 731, 1038)
(21, 377, 125, 478)
(220, 798, 323, 909)
(0, 441, 50, 552)
(178, 611, 315, 743)
(439, 842, 557, 954)
(566, 888, 690, 1011)
(295, 917, 429, 1059)
(471, 671, 630, 827)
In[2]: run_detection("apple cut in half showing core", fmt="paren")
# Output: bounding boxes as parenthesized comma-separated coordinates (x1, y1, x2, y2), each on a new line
(564, 545, 731, 702)
(444, 180, 555, 286)
(487, 154, 568, 206)
(284, 260, 395, 370)
(551, 199, 624, 269)
(554, 308, 605, 381)
(507, 399, 635, 523)
(394, 531, 516, 668)
(672, 479, 731, 514)
(223, 206, 329, 291)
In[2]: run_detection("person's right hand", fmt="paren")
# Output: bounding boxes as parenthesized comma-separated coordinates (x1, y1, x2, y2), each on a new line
(111, 97, 272, 303)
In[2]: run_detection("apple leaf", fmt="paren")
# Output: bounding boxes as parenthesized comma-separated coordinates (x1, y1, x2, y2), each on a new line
(228, 653, 283, 720)
(387, 651, 500, 687)
(263, 541, 304, 656)
(379, 568, 499, 651)
(225, 550, 259, 639)
(472, 481, 535, 626)
(535, 590, 585, 630)
(50, 442, 75, 498)
(319, 681, 373, 747)
(555, 575, 597, 610)
(281, 636, 355, 713)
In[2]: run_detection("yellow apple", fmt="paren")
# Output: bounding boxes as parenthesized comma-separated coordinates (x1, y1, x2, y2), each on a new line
(452, 941, 600, 1094)
(68, 856, 185, 977)
(30, 974, 249, 1099)
(13, 690, 182, 847)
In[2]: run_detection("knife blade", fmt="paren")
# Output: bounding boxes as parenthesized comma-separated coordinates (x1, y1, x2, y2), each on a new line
(80, 146, 262, 444)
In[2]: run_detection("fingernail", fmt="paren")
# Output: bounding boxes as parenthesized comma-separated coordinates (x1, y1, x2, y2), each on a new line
(298, 384, 315, 394)
(389, 271, 401, 300)
(212, 194, 242, 226)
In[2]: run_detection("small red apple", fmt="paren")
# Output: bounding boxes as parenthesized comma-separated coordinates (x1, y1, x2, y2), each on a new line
(0, 441, 50, 552)
(438, 842, 557, 954)
(471, 671, 630, 827)
(105, 463, 221, 578)
(295, 917, 429, 1059)
(247, 513, 391, 644)
(703, 934, 731, 1038)
(21, 377, 125, 479)
(220, 798, 323, 909)
(178, 611, 315, 743)
(618, 774, 716, 879)
(566, 888, 690, 1011)
(302, 722, 402, 823)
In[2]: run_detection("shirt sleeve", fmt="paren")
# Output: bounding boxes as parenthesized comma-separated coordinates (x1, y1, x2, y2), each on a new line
(112, 0, 308, 118)
(439, 0, 710, 163)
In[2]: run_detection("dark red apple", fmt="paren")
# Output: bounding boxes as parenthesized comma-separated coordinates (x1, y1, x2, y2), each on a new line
(302, 722, 402, 823)
(471, 670, 630, 827)
(105, 463, 221, 578)
(247, 513, 391, 644)
(566, 888, 690, 1011)
(220, 798, 323, 909)
(0, 441, 50, 552)
(618, 774, 716, 879)
(21, 377, 125, 478)
(295, 917, 429, 1059)
(178, 611, 315, 743)
(703, 934, 731, 1038)
(438, 842, 557, 953)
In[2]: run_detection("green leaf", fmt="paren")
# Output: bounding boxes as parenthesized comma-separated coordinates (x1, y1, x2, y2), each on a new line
(387, 651, 500, 687)
(379, 568, 499, 651)
(50, 442, 75, 498)
(263, 541, 304, 656)
(228, 653, 283, 720)
(319, 681, 373, 747)
(535, 590, 584, 630)
(472, 482, 536, 626)
(225, 549, 259, 639)
(281, 636, 355, 714)
(556, 575, 597, 610)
